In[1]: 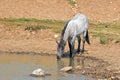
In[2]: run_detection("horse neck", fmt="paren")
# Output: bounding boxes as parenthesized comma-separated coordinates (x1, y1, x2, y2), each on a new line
(60, 20, 70, 45)
(59, 37, 66, 47)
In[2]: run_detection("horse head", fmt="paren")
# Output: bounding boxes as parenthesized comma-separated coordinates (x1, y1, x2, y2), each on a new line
(56, 42, 65, 59)
(54, 34, 65, 59)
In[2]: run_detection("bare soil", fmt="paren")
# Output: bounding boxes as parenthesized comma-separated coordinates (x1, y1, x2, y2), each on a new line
(77, 0, 120, 22)
(0, 0, 120, 22)
(0, 0, 74, 20)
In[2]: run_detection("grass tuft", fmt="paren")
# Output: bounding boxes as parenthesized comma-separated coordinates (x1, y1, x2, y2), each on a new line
(25, 25, 51, 31)
(66, 0, 76, 7)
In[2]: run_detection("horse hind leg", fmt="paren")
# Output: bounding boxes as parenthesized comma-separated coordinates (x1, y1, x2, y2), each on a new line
(81, 38, 85, 53)
(77, 36, 81, 53)
(81, 31, 87, 54)
(68, 40, 72, 58)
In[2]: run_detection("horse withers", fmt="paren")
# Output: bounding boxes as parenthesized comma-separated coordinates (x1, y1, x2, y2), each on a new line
(56, 13, 90, 59)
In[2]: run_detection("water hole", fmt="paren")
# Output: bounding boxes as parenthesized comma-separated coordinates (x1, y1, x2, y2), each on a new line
(0, 53, 113, 80)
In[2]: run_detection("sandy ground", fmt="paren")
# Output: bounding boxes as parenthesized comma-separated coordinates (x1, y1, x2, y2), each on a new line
(77, 0, 120, 22)
(0, 0, 120, 22)
(0, 0, 74, 20)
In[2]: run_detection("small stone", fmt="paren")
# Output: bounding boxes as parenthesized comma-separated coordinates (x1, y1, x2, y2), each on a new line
(82, 70, 85, 74)
(32, 31, 36, 34)
(111, 76, 120, 80)
(114, 8, 116, 10)
(31, 68, 46, 77)
(60, 66, 73, 72)
(110, 1, 112, 3)
(54, 34, 58, 38)
(75, 65, 82, 70)
(106, 66, 112, 71)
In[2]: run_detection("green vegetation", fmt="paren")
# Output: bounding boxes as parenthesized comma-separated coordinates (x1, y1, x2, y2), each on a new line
(89, 21, 120, 44)
(0, 18, 66, 33)
(66, 0, 76, 7)
(0, 18, 120, 44)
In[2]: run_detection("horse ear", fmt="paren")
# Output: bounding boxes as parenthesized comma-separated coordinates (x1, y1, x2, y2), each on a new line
(56, 41, 59, 45)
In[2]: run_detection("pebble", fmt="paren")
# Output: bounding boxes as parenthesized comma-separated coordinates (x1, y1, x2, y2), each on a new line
(30, 68, 51, 77)
(75, 65, 82, 70)
(60, 66, 73, 72)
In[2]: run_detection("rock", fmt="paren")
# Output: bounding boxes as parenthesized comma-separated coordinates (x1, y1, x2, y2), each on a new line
(30, 68, 51, 77)
(75, 65, 82, 70)
(54, 34, 58, 38)
(60, 66, 73, 72)
(82, 70, 85, 74)
(31, 68, 45, 77)
(111, 76, 120, 80)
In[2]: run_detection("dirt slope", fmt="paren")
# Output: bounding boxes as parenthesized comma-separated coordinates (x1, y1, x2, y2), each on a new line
(0, 0, 74, 20)
(0, 0, 120, 22)
(77, 0, 120, 22)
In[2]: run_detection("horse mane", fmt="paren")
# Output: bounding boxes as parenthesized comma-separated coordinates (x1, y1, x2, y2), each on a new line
(61, 20, 70, 36)
(59, 20, 70, 47)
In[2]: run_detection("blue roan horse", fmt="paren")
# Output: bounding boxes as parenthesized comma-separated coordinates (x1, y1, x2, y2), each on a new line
(56, 13, 90, 59)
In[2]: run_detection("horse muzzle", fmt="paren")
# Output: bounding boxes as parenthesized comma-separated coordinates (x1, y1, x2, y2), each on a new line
(57, 55, 61, 60)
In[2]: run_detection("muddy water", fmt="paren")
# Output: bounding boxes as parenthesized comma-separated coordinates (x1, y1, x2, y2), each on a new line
(0, 54, 94, 80)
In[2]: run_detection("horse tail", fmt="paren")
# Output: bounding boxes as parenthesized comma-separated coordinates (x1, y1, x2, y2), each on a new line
(86, 30, 90, 45)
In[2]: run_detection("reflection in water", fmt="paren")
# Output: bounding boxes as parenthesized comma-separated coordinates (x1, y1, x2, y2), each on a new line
(77, 56, 85, 69)
(57, 60, 64, 70)
(57, 58, 74, 72)
(57, 58, 74, 71)
(57, 55, 85, 70)
(69, 58, 74, 67)
(56, 56, 87, 80)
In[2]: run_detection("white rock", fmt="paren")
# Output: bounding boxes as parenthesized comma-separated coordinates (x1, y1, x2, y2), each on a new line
(31, 68, 45, 77)
(54, 34, 58, 38)
(75, 65, 82, 70)
(60, 66, 73, 72)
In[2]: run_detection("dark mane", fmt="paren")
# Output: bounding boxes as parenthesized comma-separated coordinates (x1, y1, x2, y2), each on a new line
(61, 20, 70, 36)
(59, 20, 70, 47)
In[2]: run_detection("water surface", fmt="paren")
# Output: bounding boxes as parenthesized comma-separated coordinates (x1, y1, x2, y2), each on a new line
(0, 54, 93, 80)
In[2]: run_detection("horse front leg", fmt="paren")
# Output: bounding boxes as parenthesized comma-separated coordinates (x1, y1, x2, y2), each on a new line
(68, 41, 75, 58)
(68, 38, 75, 58)
(68, 40, 72, 58)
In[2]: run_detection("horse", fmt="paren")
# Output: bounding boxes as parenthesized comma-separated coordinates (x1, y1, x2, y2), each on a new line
(56, 13, 90, 59)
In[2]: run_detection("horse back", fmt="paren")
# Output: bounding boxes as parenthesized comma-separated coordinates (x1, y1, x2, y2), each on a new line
(63, 13, 88, 41)
(67, 13, 88, 35)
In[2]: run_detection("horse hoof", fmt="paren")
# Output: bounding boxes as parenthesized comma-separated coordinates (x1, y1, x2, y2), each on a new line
(81, 50, 84, 54)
